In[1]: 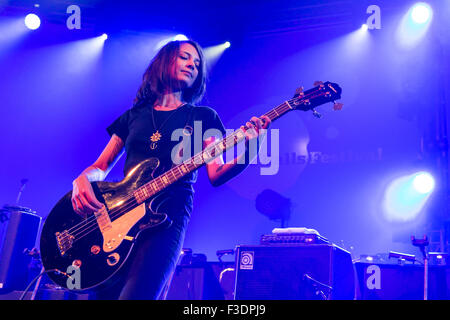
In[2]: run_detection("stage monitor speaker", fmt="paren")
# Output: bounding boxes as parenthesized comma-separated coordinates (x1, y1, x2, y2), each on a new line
(165, 263, 225, 300)
(355, 262, 450, 300)
(234, 244, 355, 300)
(0, 207, 41, 292)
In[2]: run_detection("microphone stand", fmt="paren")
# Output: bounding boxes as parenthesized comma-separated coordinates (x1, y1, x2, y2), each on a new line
(411, 235, 429, 300)
(303, 273, 333, 300)
(16, 179, 29, 205)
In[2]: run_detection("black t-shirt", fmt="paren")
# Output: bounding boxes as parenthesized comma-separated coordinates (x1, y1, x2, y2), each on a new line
(106, 104, 226, 195)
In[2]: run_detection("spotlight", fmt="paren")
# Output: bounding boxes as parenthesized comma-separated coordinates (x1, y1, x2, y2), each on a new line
(173, 34, 188, 41)
(383, 171, 435, 223)
(412, 172, 435, 194)
(100, 33, 108, 41)
(411, 2, 432, 24)
(24, 13, 40, 30)
(395, 2, 433, 49)
(361, 24, 369, 31)
(203, 42, 231, 69)
(155, 34, 189, 50)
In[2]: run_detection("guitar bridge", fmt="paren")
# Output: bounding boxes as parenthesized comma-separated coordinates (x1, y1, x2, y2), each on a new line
(55, 230, 74, 256)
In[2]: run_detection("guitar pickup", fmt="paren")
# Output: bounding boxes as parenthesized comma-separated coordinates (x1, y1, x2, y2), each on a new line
(94, 206, 112, 233)
(55, 230, 74, 256)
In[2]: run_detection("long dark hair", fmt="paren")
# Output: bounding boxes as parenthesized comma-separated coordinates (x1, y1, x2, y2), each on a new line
(133, 40, 207, 108)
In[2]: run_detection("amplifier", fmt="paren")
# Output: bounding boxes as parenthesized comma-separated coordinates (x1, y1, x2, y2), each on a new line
(0, 206, 41, 292)
(355, 262, 450, 300)
(260, 233, 329, 245)
(234, 244, 355, 300)
(165, 263, 225, 300)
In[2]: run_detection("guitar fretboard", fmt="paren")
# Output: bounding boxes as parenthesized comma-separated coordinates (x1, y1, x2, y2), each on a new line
(133, 82, 340, 204)
(132, 100, 294, 204)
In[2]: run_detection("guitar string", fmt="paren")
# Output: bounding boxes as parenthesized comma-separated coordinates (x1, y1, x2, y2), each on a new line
(59, 94, 329, 247)
(64, 133, 215, 236)
(70, 91, 310, 228)
(63, 106, 288, 244)
(66, 135, 236, 238)
(58, 93, 322, 245)
(65, 103, 289, 238)
(65, 118, 276, 242)
(64, 104, 284, 237)
(59, 93, 323, 245)
(110, 97, 294, 202)
(60, 91, 328, 244)
(65, 127, 254, 244)
(106, 94, 302, 204)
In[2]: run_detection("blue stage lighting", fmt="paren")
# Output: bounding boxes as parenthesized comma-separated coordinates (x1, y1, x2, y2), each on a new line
(100, 33, 108, 41)
(224, 41, 231, 48)
(395, 2, 433, 49)
(173, 34, 188, 41)
(411, 2, 432, 24)
(383, 171, 435, 223)
(412, 172, 435, 194)
(24, 14, 40, 30)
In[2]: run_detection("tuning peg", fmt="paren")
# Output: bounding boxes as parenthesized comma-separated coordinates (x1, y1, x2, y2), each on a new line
(295, 86, 304, 96)
(312, 109, 322, 118)
(313, 81, 324, 87)
(333, 102, 343, 111)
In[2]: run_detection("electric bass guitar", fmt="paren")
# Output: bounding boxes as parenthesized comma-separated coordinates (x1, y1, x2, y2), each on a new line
(39, 81, 342, 291)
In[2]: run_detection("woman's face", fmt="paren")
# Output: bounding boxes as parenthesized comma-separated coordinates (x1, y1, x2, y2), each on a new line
(171, 42, 201, 89)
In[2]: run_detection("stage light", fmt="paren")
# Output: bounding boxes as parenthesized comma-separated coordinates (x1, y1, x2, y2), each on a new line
(412, 172, 435, 194)
(173, 34, 188, 41)
(395, 2, 433, 49)
(203, 42, 231, 70)
(0, 17, 30, 60)
(24, 13, 40, 30)
(338, 22, 372, 59)
(57, 35, 107, 75)
(411, 2, 432, 24)
(100, 33, 108, 41)
(155, 34, 189, 50)
(382, 171, 435, 223)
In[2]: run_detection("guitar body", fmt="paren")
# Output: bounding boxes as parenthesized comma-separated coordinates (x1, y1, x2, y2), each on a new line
(39, 158, 171, 291)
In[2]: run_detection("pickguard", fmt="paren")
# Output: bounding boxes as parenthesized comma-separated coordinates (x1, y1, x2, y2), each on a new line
(101, 203, 146, 252)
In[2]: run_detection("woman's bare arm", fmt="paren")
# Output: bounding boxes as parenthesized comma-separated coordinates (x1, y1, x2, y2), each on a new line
(71, 134, 124, 216)
(205, 115, 270, 187)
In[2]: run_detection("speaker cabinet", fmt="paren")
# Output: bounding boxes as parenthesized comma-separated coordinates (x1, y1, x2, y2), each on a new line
(165, 263, 225, 300)
(0, 207, 41, 292)
(234, 244, 355, 300)
(355, 262, 450, 300)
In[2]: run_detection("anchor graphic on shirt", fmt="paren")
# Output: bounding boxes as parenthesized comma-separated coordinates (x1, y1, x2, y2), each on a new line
(150, 130, 162, 150)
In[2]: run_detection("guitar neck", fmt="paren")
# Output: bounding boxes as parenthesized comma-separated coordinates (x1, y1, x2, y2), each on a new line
(133, 101, 294, 204)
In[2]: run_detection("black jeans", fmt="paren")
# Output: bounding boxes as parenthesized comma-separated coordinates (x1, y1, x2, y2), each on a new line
(90, 190, 192, 300)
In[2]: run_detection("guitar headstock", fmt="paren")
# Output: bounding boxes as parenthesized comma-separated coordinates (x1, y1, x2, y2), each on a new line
(291, 81, 342, 114)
